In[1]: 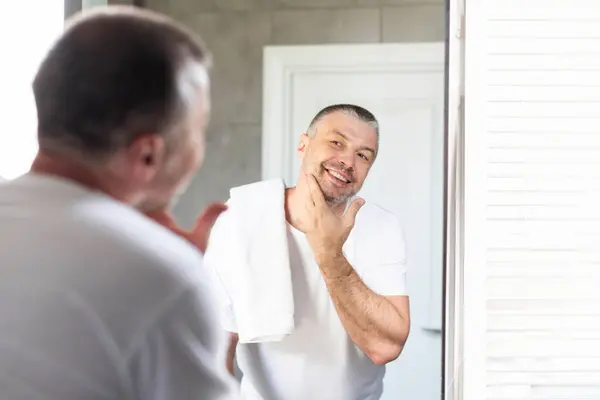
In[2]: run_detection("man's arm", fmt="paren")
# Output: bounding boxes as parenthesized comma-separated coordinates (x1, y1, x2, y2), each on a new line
(226, 333, 239, 376)
(317, 253, 410, 365)
(300, 173, 410, 365)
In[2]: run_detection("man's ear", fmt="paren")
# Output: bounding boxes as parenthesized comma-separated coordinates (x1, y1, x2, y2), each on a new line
(297, 132, 310, 155)
(126, 133, 166, 183)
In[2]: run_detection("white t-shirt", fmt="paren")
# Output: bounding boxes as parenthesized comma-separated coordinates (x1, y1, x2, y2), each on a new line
(206, 185, 408, 400)
(0, 174, 239, 400)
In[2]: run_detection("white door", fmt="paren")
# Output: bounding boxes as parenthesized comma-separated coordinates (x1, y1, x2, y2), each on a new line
(263, 43, 445, 400)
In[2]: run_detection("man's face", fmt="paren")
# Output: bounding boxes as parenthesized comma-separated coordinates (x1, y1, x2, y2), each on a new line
(146, 86, 209, 211)
(120, 72, 210, 213)
(298, 111, 378, 205)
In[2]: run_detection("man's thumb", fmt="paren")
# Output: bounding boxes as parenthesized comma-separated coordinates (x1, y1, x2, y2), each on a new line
(344, 197, 365, 227)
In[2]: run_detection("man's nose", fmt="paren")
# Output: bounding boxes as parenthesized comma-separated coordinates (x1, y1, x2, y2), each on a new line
(338, 152, 355, 169)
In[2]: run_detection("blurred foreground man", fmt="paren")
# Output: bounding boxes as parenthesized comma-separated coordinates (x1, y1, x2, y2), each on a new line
(0, 6, 238, 400)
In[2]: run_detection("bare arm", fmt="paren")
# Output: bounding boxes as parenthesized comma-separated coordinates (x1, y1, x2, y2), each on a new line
(226, 333, 239, 376)
(318, 252, 410, 365)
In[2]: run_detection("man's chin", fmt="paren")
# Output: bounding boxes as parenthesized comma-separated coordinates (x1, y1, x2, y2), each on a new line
(323, 190, 353, 206)
(313, 176, 350, 204)
(137, 190, 180, 214)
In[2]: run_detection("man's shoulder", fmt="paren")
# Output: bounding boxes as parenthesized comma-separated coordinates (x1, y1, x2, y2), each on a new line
(355, 202, 402, 229)
(353, 201, 405, 243)
(73, 205, 214, 337)
(29, 195, 202, 300)
(1, 195, 210, 349)
(83, 203, 203, 275)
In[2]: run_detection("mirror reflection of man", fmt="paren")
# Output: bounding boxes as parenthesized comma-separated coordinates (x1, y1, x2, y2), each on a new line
(206, 104, 411, 400)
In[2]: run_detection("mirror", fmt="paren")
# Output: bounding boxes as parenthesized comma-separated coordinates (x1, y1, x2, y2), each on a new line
(146, 1, 447, 399)
(0, 1, 448, 399)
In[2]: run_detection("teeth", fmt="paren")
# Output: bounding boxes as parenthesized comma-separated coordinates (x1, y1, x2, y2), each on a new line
(329, 170, 349, 183)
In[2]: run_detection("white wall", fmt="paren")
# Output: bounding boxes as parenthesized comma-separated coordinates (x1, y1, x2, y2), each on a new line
(462, 0, 600, 399)
(0, 1, 64, 180)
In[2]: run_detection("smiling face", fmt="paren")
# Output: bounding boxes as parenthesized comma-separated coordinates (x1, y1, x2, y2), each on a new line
(298, 110, 379, 206)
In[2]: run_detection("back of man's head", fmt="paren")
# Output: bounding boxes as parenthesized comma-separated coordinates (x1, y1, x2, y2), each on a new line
(33, 6, 211, 161)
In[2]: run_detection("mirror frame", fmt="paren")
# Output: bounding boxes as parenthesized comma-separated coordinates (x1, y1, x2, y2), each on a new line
(443, 0, 465, 398)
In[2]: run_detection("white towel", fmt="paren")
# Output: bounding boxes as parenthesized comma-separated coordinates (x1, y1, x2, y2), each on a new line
(205, 179, 295, 343)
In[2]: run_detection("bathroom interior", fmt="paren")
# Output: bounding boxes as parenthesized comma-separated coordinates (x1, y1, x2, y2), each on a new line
(1, 1, 448, 399)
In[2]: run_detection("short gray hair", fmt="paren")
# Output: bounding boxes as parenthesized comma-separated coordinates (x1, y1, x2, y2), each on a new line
(307, 104, 379, 137)
(33, 6, 211, 160)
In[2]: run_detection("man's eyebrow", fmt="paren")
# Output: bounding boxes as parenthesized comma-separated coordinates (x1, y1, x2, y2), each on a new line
(331, 129, 376, 154)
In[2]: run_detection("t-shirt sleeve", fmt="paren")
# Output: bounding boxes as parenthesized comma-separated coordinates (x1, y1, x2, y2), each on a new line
(202, 203, 238, 333)
(128, 287, 240, 400)
(359, 218, 408, 297)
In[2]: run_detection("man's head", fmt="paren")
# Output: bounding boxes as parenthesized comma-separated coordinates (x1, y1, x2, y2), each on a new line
(297, 104, 379, 206)
(33, 6, 211, 211)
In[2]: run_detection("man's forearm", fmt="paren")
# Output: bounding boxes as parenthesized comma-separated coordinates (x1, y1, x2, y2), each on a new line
(226, 333, 238, 376)
(317, 253, 409, 364)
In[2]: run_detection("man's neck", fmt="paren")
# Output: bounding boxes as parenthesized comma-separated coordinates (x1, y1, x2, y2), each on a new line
(30, 151, 134, 205)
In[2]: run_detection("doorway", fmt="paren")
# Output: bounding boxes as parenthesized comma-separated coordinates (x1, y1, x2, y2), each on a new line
(262, 43, 446, 400)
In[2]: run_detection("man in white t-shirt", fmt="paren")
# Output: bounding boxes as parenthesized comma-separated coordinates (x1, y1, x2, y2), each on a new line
(205, 104, 411, 400)
(0, 6, 238, 400)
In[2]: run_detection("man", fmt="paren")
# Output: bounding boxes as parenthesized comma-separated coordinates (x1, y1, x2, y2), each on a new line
(205, 104, 411, 399)
(0, 6, 238, 400)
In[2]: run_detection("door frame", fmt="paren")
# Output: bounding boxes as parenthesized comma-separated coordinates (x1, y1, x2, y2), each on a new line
(261, 42, 458, 399)
(445, 0, 466, 398)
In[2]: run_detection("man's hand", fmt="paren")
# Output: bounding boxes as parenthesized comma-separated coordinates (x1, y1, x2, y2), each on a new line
(146, 202, 227, 253)
(302, 173, 364, 268)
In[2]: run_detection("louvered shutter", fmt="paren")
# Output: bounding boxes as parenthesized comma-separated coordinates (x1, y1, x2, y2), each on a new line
(463, 1, 600, 399)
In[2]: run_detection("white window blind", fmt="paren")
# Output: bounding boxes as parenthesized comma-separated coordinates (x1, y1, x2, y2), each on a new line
(463, 0, 600, 399)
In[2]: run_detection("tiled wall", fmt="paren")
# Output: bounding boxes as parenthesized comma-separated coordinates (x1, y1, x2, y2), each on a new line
(150, 0, 446, 226)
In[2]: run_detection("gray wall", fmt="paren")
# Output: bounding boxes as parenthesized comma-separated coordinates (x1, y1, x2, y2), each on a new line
(145, 0, 445, 227)
(64, 0, 81, 18)
(66, 1, 139, 19)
